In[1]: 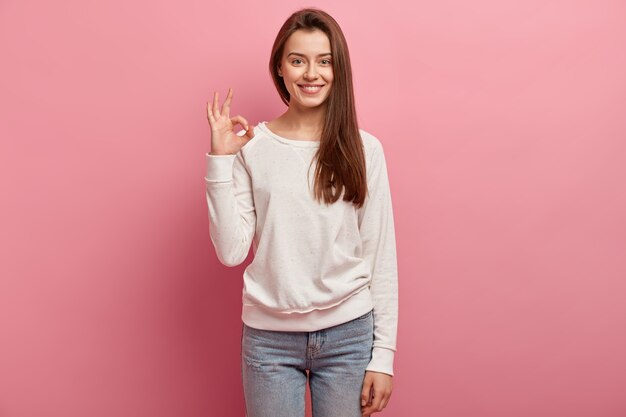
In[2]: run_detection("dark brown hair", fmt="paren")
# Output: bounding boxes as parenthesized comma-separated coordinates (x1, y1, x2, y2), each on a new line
(269, 8, 367, 208)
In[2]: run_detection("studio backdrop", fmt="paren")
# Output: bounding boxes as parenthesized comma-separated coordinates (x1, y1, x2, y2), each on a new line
(1, 1, 625, 416)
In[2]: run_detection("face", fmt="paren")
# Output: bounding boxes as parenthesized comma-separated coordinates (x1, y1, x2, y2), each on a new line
(278, 29, 334, 109)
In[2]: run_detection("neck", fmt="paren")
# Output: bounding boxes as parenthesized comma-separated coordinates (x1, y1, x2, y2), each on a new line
(280, 101, 326, 135)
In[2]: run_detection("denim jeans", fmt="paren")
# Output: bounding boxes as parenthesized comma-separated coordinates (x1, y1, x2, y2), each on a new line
(240, 309, 374, 417)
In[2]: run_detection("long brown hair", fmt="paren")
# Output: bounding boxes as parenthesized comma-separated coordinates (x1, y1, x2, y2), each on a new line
(269, 8, 367, 208)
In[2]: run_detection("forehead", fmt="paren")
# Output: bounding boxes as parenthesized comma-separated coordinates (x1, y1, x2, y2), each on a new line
(284, 29, 331, 56)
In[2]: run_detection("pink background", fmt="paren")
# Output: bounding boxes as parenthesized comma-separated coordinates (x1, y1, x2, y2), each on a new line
(1, 0, 625, 416)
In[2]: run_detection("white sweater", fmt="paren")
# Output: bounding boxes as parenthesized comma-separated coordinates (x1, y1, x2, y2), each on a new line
(204, 121, 398, 376)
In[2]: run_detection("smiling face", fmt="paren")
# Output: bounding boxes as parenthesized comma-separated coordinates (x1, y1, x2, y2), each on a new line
(278, 29, 334, 109)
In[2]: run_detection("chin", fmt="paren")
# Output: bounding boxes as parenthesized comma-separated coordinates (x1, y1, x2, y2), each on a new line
(294, 95, 330, 108)
(296, 101, 326, 109)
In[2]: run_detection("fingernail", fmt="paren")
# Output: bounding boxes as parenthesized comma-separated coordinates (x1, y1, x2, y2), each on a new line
(361, 400, 366, 406)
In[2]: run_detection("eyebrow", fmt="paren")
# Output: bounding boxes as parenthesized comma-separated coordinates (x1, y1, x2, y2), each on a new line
(287, 52, 332, 58)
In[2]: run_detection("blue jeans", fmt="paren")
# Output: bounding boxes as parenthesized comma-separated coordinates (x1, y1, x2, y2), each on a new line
(240, 309, 374, 417)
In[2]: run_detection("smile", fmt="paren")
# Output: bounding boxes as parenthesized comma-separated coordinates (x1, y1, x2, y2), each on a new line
(298, 84, 325, 94)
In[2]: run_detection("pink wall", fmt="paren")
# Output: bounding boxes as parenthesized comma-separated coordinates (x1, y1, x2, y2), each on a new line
(1, 0, 625, 416)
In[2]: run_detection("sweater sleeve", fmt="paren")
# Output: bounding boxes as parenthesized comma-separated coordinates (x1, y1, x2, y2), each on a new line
(204, 148, 256, 267)
(358, 140, 399, 377)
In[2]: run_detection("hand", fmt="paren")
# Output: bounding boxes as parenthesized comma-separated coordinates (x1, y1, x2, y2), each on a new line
(206, 87, 255, 155)
(361, 371, 393, 416)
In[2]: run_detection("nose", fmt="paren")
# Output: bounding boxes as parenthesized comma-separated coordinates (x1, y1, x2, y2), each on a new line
(304, 65, 319, 80)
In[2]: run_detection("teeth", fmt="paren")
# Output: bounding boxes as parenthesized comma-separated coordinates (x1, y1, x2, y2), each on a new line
(301, 85, 322, 91)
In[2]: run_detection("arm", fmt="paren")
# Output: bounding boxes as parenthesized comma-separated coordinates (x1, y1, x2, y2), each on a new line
(204, 149, 256, 267)
(357, 140, 399, 377)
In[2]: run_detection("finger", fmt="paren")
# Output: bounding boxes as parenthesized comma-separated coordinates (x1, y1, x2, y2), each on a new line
(212, 91, 221, 119)
(360, 404, 374, 417)
(206, 101, 215, 124)
(370, 388, 384, 412)
(380, 393, 391, 410)
(381, 382, 393, 409)
(222, 87, 233, 118)
(244, 123, 256, 140)
(361, 379, 372, 407)
(230, 115, 250, 131)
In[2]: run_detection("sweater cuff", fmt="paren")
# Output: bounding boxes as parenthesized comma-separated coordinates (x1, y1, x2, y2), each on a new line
(205, 153, 236, 182)
(365, 347, 395, 377)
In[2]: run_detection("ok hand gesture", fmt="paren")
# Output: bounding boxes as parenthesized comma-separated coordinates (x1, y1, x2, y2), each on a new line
(206, 88, 255, 155)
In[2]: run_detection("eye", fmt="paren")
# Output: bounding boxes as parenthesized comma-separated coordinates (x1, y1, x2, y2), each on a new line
(291, 59, 303, 64)
(321, 59, 332, 65)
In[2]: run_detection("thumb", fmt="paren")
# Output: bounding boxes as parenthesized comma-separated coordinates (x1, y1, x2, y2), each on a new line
(244, 123, 256, 140)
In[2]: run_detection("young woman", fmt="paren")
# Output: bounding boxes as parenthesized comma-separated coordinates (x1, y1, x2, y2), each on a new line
(204, 7, 398, 417)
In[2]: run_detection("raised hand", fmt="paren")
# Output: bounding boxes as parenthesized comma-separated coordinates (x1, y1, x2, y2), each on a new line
(206, 87, 255, 155)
